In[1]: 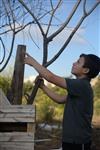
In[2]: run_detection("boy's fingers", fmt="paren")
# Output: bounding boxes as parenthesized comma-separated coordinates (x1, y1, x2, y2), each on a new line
(25, 53, 31, 57)
(35, 76, 41, 82)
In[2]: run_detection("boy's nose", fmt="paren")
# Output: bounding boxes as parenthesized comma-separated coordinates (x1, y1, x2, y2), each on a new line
(73, 62, 76, 66)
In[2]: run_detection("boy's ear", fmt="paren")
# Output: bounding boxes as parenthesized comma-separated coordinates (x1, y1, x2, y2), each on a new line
(84, 68, 89, 74)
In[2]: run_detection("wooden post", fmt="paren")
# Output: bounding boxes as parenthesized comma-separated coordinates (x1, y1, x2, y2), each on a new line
(7, 45, 26, 104)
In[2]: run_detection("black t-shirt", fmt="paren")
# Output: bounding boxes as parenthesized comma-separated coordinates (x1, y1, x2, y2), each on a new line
(62, 78, 93, 144)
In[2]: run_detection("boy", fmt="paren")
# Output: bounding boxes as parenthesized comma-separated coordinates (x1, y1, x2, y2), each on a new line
(24, 53, 100, 150)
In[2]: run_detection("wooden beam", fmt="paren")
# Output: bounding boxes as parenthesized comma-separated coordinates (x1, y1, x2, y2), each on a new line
(7, 45, 26, 104)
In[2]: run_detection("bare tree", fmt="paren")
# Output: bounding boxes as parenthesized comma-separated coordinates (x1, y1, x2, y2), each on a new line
(0, 0, 99, 104)
(0, 0, 46, 72)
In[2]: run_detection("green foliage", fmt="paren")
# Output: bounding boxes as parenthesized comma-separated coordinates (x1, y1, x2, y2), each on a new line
(35, 89, 55, 123)
(93, 76, 100, 116)
(94, 99, 100, 116)
(93, 76, 100, 100)
(94, 99, 100, 109)
(22, 81, 34, 104)
(35, 87, 65, 123)
(0, 75, 11, 94)
(23, 81, 33, 95)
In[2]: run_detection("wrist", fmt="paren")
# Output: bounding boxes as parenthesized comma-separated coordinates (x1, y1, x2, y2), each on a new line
(41, 84, 45, 89)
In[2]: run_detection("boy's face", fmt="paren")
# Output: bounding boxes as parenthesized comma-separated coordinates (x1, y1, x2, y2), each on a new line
(71, 56, 89, 78)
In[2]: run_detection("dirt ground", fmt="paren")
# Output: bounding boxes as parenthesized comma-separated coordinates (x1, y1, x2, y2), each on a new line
(34, 119, 100, 150)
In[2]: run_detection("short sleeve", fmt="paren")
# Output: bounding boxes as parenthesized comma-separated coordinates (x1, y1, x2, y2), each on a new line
(65, 78, 85, 97)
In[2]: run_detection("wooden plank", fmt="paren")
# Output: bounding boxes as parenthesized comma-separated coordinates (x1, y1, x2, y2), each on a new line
(0, 89, 10, 106)
(0, 117, 35, 122)
(0, 105, 35, 110)
(0, 132, 34, 142)
(0, 106, 35, 111)
(0, 105, 35, 122)
(0, 111, 35, 115)
(0, 112, 35, 118)
(0, 142, 34, 150)
(0, 109, 35, 113)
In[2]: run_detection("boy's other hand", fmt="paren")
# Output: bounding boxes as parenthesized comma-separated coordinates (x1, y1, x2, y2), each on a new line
(35, 76, 44, 89)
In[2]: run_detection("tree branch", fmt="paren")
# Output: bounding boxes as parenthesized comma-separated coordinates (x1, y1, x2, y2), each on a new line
(0, 32, 15, 72)
(86, 1, 100, 16)
(29, 24, 40, 49)
(18, 0, 45, 36)
(46, 0, 62, 36)
(83, 0, 87, 15)
(42, 36, 48, 65)
(45, 0, 100, 67)
(42, 0, 62, 65)
(2, 0, 13, 31)
(0, 37, 6, 64)
(47, 0, 81, 42)
(45, 16, 86, 67)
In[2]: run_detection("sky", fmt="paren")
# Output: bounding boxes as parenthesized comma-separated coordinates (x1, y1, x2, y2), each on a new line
(1, 0, 100, 80)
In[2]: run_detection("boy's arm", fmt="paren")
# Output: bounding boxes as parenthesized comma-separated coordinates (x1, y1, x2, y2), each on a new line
(41, 84, 67, 104)
(25, 53, 67, 89)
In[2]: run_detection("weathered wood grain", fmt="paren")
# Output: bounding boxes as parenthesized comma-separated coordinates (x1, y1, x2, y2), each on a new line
(0, 105, 35, 150)
(0, 105, 35, 122)
(0, 132, 34, 142)
(0, 142, 34, 150)
(7, 45, 26, 104)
